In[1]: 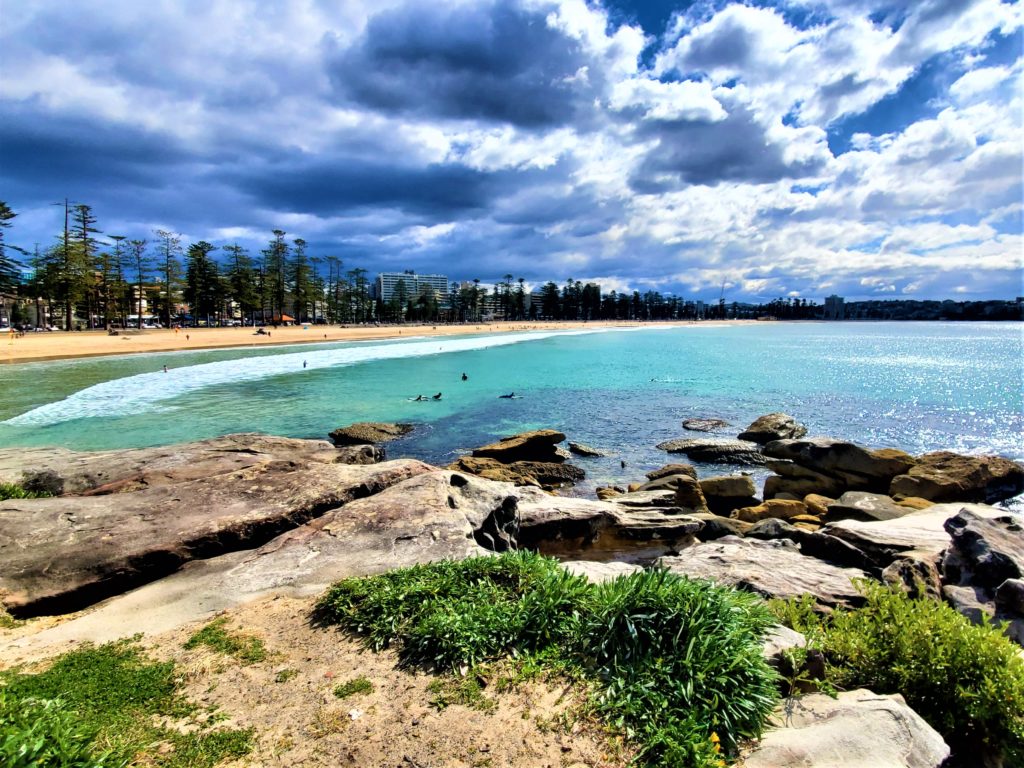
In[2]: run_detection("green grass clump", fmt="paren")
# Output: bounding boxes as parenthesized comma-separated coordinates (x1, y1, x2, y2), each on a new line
(184, 617, 267, 663)
(333, 676, 374, 699)
(0, 639, 252, 767)
(315, 550, 779, 767)
(0, 482, 50, 501)
(771, 581, 1024, 764)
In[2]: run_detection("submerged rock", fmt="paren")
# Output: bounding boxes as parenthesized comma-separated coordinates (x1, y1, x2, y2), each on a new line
(737, 412, 807, 444)
(567, 441, 606, 457)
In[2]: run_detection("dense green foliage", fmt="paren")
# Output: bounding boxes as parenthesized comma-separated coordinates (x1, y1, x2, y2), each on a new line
(0, 639, 252, 767)
(771, 582, 1024, 763)
(315, 551, 779, 767)
(0, 482, 51, 500)
(333, 676, 374, 699)
(184, 616, 267, 663)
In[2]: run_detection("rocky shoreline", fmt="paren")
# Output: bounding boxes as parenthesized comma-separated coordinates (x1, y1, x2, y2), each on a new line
(1, 417, 1022, 767)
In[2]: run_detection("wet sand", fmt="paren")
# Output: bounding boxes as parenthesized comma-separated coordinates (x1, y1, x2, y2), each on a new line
(1, 320, 737, 364)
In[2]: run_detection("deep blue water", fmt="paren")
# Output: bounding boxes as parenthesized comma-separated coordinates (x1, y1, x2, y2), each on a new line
(1, 322, 1021, 497)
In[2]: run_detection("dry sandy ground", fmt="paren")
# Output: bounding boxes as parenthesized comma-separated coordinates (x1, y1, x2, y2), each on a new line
(2, 595, 631, 768)
(0, 319, 760, 364)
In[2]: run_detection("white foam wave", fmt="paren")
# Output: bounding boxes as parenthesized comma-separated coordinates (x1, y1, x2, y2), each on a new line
(5, 330, 595, 426)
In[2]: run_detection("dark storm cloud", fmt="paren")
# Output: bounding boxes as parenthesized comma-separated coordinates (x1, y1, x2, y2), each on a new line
(325, 0, 600, 128)
(628, 102, 827, 189)
(0, 104, 192, 201)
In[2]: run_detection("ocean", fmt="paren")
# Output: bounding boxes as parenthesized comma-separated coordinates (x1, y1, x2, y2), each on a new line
(1, 322, 1021, 500)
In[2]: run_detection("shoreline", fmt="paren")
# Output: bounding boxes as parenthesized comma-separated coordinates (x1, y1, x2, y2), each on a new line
(0, 319, 758, 365)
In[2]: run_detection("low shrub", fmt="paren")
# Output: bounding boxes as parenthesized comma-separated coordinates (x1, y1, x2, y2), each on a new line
(0, 482, 50, 501)
(0, 639, 252, 768)
(315, 551, 779, 767)
(771, 580, 1024, 764)
(333, 676, 373, 699)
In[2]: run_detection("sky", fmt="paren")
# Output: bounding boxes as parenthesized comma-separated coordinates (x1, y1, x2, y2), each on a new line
(1, 0, 1021, 303)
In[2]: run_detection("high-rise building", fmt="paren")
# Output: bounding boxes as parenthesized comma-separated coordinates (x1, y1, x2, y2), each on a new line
(375, 271, 450, 303)
(824, 294, 845, 320)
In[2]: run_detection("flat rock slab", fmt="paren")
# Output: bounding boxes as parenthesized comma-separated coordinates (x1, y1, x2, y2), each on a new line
(470, 429, 566, 463)
(681, 418, 730, 432)
(0, 433, 345, 495)
(656, 437, 765, 466)
(827, 491, 916, 522)
(328, 422, 413, 446)
(823, 503, 1015, 568)
(743, 689, 949, 768)
(567, 442, 606, 457)
(562, 561, 643, 583)
(0, 458, 431, 616)
(658, 536, 868, 605)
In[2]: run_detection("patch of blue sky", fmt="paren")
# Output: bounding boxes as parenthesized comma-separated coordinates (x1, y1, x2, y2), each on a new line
(826, 51, 960, 155)
(790, 183, 828, 196)
(979, 29, 1023, 67)
(850, 236, 885, 253)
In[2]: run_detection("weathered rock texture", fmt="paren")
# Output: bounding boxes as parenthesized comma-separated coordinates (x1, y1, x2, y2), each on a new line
(658, 536, 868, 605)
(762, 438, 916, 499)
(826, 491, 917, 522)
(470, 430, 567, 463)
(0, 455, 431, 616)
(567, 442, 605, 457)
(328, 422, 413, 446)
(743, 690, 950, 768)
(737, 412, 808, 444)
(655, 437, 765, 466)
(681, 418, 730, 432)
(890, 451, 1024, 504)
(447, 456, 584, 489)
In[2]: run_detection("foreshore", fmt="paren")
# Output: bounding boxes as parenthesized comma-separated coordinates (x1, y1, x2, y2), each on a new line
(0, 319, 755, 364)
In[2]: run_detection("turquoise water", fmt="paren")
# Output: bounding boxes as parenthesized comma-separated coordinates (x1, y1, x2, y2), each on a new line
(1, 322, 1021, 497)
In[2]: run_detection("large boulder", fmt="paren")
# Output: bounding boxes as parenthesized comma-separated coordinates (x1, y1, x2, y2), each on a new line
(737, 412, 807, 444)
(699, 474, 758, 514)
(942, 509, 1024, 589)
(645, 463, 698, 481)
(823, 503, 1012, 569)
(0, 457, 432, 617)
(890, 451, 1024, 504)
(655, 437, 765, 466)
(826, 491, 917, 523)
(732, 499, 808, 523)
(690, 512, 754, 541)
(764, 438, 915, 493)
(0, 433, 348, 496)
(447, 456, 583, 490)
(658, 536, 868, 605)
(328, 422, 413, 446)
(742, 690, 949, 768)
(763, 460, 847, 498)
(674, 475, 710, 514)
(470, 429, 567, 463)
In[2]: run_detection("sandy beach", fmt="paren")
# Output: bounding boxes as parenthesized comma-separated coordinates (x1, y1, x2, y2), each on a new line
(1, 320, 738, 364)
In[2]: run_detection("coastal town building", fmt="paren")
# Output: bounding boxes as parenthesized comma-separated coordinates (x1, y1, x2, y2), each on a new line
(374, 271, 449, 304)
(824, 294, 845, 320)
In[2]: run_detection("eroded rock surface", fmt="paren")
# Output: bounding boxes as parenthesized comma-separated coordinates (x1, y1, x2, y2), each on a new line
(889, 451, 1024, 504)
(655, 437, 765, 466)
(328, 422, 413, 446)
(737, 412, 807, 444)
(470, 430, 567, 463)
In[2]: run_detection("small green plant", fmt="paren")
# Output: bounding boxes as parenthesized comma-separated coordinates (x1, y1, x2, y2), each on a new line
(0, 482, 50, 501)
(427, 675, 495, 712)
(0, 606, 19, 629)
(333, 676, 373, 699)
(0, 639, 252, 767)
(771, 580, 1024, 764)
(315, 551, 779, 767)
(274, 668, 298, 683)
(184, 617, 267, 664)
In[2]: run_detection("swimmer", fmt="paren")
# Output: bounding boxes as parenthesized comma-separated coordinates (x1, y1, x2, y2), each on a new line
(162, 365, 168, 373)
(414, 394, 425, 401)
(498, 392, 515, 399)
(432, 392, 442, 400)
(303, 360, 307, 368)
(461, 372, 468, 381)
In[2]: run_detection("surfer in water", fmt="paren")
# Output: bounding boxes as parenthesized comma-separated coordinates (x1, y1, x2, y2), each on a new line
(461, 372, 468, 381)
(499, 392, 515, 399)
(432, 392, 442, 400)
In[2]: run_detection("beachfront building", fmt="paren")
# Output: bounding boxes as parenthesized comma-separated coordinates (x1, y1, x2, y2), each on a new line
(375, 271, 450, 304)
(824, 294, 845, 320)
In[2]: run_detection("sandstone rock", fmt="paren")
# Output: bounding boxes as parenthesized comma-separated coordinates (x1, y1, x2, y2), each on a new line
(681, 418, 730, 432)
(889, 451, 1024, 504)
(645, 463, 697, 481)
(942, 584, 995, 626)
(691, 513, 753, 541)
(764, 438, 915, 491)
(610, 489, 678, 508)
(470, 429, 567, 463)
(732, 499, 808, 523)
(827, 491, 916, 522)
(804, 493, 835, 517)
(562, 561, 642, 583)
(636, 474, 695, 492)
(567, 442, 606, 457)
(738, 413, 807, 444)
(995, 578, 1024, 614)
(328, 422, 413, 446)
(659, 537, 868, 605)
(942, 509, 1024, 590)
(747, 518, 803, 541)
(798, 531, 877, 572)
(595, 486, 622, 501)
(882, 554, 942, 599)
(0, 457, 432, 616)
(0, 433, 346, 496)
(895, 496, 934, 510)
(607, 509, 704, 541)
(673, 475, 709, 514)
(655, 438, 765, 466)
(333, 444, 385, 464)
(700, 474, 756, 498)
(764, 473, 845, 500)
(446, 456, 583, 489)
(762, 625, 806, 667)
(743, 690, 950, 768)
(700, 474, 759, 515)
(822, 502, 1010, 569)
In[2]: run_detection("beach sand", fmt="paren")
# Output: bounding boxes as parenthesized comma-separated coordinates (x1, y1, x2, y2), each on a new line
(1, 320, 742, 364)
